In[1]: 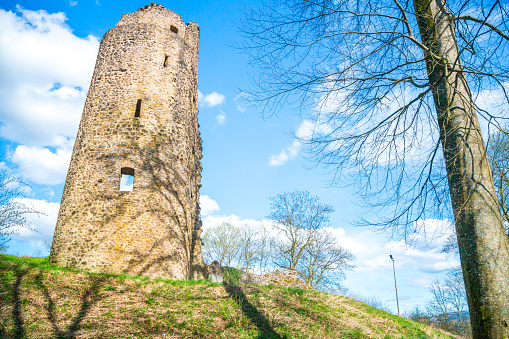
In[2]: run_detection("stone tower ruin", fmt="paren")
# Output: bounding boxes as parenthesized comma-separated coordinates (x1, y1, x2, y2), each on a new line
(49, 3, 206, 280)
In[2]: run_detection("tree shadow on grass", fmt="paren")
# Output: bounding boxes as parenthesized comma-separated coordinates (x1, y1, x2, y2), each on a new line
(225, 284, 283, 339)
(34, 271, 106, 339)
(5, 264, 107, 339)
(11, 267, 27, 338)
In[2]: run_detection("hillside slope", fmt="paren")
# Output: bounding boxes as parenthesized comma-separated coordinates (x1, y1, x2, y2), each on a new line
(0, 255, 456, 338)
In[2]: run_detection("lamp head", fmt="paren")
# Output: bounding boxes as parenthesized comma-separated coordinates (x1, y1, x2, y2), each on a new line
(390, 254, 394, 260)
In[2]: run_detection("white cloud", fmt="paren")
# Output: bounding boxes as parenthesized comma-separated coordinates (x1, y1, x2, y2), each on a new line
(407, 276, 435, 288)
(474, 83, 509, 139)
(350, 219, 458, 275)
(324, 218, 460, 312)
(0, 7, 99, 146)
(269, 139, 301, 166)
(216, 110, 226, 125)
(200, 195, 220, 216)
(202, 214, 275, 234)
(234, 93, 249, 112)
(295, 120, 316, 140)
(269, 150, 289, 166)
(198, 90, 225, 108)
(10, 198, 60, 242)
(43, 188, 55, 197)
(69, 0, 78, 6)
(269, 119, 333, 166)
(10, 143, 72, 185)
(315, 82, 347, 114)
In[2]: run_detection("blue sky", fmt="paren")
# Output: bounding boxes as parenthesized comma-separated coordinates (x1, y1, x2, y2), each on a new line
(0, 0, 460, 313)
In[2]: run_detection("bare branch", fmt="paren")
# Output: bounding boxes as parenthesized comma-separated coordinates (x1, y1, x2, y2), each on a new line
(455, 15, 509, 41)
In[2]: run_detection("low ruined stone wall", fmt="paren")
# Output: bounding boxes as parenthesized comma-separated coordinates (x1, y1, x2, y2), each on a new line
(207, 263, 311, 290)
(240, 270, 312, 290)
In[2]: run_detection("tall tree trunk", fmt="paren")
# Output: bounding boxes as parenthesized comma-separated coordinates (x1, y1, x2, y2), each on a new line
(413, 0, 509, 337)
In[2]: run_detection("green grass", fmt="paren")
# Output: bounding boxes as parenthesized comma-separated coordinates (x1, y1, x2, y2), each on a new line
(0, 254, 457, 338)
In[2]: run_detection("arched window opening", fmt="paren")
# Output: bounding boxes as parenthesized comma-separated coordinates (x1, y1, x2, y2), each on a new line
(120, 167, 135, 192)
(170, 25, 178, 34)
(135, 99, 142, 118)
(163, 55, 169, 68)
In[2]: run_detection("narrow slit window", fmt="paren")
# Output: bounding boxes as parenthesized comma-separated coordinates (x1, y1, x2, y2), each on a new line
(120, 167, 134, 192)
(163, 55, 169, 68)
(135, 99, 141, 118)
(170, 25, 178, 34)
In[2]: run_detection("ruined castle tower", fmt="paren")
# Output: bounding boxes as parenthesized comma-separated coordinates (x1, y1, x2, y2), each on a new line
(49, 4, 206, 280)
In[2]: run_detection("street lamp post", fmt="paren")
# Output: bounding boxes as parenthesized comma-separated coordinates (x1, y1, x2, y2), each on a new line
(390, 254, 400, 316)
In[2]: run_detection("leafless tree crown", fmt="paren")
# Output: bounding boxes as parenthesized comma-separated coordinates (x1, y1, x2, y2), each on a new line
(238, 0, 509, 235)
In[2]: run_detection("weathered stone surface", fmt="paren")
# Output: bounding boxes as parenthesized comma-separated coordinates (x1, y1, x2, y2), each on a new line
(208, 274, 223, 283)
(49, 3, 206, 280)
(240, 270, 312, 290)
(207, 263, 311, 289)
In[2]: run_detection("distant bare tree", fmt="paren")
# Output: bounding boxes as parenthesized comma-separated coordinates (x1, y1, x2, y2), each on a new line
(239, 0, 509, 335)
(299, 228, 354, 288)
(358, 295, 393, 314)
(341, 290, 393, 313)
(446, 269, 469, 328)
(427, 279, 453, 327)
(0, 157, 39, 252)
(201, 222, 242, 267)
(268, 190, 354, 288)
(426, 270, 471, 336)
(406, 306, 432, 326)
(238, 225, 259, 272)
(257, 224, 272, 274)
(268, 190, 333, 270)
(487, 129, 509, 230)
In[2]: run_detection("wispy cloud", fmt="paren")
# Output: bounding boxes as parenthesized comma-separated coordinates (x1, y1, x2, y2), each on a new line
(269, 140, 301, 166)
(269, 120, 329, 166)
(216, 110, 226, 125)
(200, 195, 220, 216)
(198, 90, 225, 108)
(234, 92, 249, 112)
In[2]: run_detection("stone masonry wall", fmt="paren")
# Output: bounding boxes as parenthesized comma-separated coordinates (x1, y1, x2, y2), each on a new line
(49, 3, 206, 280)
(207, 263, 312, 290)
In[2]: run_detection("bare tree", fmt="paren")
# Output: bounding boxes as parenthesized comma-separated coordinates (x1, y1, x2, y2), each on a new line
(268, 190, 354, 288)
(201, 222, 242, 267)
(0, 158, 38, 252)
(445, 269, 469, 328)
(202, 222, 276, 274)
(298, 228, 354, 288)
(257, 224, 272, 274)
(238, 224, 259, 272)
(268, 190, 333, 270)
(426, 270, 471, 336)
(406, 306, 432, 326)
(343, 290, 394, 313)
(427, 279, 453, 328)
(487, 129, 509, 230)
(239, 0, 509, 336)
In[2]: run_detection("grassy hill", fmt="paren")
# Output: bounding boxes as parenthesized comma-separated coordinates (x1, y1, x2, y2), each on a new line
(0, 254, 458, 338)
